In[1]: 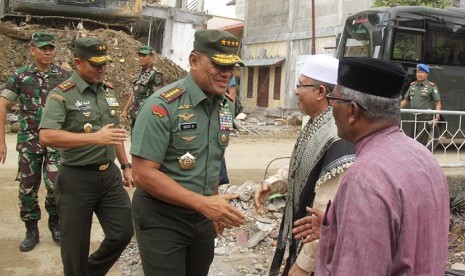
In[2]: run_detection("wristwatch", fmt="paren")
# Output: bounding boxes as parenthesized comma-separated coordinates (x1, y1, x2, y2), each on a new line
(121, 163, 132, 170)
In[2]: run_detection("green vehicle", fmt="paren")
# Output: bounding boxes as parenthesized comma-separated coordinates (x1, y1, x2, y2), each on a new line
(336, 6, 465, 137)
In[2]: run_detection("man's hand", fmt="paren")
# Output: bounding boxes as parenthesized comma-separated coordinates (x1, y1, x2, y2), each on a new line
(289, 264, 311, 276)
(253, 182, 271, 214)
(197, 193, 245, 228)
(213, 221, 225, 238)
(292, 207, 324, 244)
(121, 111, 128, 124)
(122, 168, 134, 188)
(94, 124, 128, 146)
(0, 141, 6, 164)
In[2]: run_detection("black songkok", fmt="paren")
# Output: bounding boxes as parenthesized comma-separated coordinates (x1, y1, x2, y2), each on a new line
(338, 57, 407, 98)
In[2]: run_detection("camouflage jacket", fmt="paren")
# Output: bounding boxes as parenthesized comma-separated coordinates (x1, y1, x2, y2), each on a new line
(129, 65, 164, 120)
(1, 63, 70, 153)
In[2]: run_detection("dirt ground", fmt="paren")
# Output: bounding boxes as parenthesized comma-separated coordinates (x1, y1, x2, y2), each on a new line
(0, 132, 296, 275)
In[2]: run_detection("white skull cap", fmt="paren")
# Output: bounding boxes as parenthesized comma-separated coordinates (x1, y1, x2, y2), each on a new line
(300, 54, 339, 85)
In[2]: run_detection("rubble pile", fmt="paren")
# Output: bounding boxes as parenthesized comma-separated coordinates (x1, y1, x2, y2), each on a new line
(118, 182, 288, 276)
(0, 20, 187, 129)
(233, 113, 301, 137)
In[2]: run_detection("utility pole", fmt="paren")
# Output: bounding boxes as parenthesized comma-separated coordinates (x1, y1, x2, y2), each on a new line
(311, 0, 316, 54)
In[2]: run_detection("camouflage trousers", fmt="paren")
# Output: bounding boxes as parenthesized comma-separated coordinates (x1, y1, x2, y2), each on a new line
(16, 151, 60, 221)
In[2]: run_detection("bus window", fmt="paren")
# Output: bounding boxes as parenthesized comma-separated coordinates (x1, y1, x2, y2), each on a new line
(424, 16, 465, 65)
(392, 31, 422, 61)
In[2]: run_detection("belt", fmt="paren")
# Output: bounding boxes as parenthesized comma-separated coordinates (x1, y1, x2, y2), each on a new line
(81, 163, 111, 171)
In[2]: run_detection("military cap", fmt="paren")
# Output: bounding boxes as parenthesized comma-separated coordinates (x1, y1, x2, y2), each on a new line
(74, 37, 112, 65)
(301, 54, 338, 85)
(338, 57, 407, 98)
(31, 32, 56, 48)
(138, 45, 154, 55)
(193, 29, 244, 66)
(417, 63, 430, 74)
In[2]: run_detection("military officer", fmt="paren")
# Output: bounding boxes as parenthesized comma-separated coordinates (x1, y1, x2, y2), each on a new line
(39, 37, 134, 276)
(0, 31, 70, 252)
(401, 63, 442, 147)
(130, 30, 246, 275)
(121, 45, 165, 131)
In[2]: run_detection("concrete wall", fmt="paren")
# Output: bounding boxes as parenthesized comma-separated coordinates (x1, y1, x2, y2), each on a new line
(242, 0, 373, 113)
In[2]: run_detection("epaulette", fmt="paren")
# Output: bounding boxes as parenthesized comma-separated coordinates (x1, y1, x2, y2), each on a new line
(57, 80, 76, 92)
(224, 92, 234, 102)
(410, 81, 416, 85)
(103, 81, 114, 89)
(428, 81, 436, 86)
(160, 86, 185, 103)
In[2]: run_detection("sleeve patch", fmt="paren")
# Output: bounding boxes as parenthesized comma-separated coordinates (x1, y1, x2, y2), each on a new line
(57, 80, 76, 92)
(50, 93, 64, 101)
(152, 105, 168, 118)
(160, 87, 185, 103)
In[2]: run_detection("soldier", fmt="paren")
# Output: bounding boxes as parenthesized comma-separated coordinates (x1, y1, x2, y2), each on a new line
(0, 31, 70, 252)
(130, 29, 246, 275)
(401, 63, 442, 147)
(121, 45, 165, 131)
(39, 37, 134, 275)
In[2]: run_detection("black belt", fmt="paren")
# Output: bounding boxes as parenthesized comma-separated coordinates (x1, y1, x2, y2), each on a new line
(80, 163, 112, 171)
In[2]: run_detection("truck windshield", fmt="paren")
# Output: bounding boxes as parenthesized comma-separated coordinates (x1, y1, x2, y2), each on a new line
(339, 12, 389, 58)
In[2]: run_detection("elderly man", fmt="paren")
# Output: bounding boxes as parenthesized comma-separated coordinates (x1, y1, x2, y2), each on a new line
(39, 37, 134, 275)
(254, 55, 355, 276)
(0, 31, 70, 251)
(311, 57, 449, 275)
(130, 30, 246, 275)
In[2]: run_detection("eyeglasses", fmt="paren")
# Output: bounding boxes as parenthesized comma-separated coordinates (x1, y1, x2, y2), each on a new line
(326, 92, 367, 110)
(296, 83, 316, 90)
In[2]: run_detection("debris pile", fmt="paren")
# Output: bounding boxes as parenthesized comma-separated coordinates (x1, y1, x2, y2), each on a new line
(0, 20, 187, 130)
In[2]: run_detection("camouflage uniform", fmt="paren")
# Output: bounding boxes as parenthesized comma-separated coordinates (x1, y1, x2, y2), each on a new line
(1, 63, 70, 221)
(129, 65, 164, 129)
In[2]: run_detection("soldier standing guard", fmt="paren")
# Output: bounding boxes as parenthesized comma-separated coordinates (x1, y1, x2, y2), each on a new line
(39, 37, 134, 276)
(401, 63, 442, 147)
(0, 32, 70, 252)
(121, 45, 165, 131)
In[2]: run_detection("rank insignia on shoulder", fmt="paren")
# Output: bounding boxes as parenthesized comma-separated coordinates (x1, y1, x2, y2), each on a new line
(57, 80, 76, 92)
(410, 81, 416, 85)
(428, 81, 436, 86)
(160, 87, 185, 103)
(152, 105, 168, 118)
(103, 81, 114, 89)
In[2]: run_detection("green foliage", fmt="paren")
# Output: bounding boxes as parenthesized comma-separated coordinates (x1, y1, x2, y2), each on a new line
(450, 195, 465, 216)
(372, 0, 452, 9)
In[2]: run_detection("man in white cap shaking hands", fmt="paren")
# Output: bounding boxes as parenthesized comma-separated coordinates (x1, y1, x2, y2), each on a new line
(254, 55, 355, 276)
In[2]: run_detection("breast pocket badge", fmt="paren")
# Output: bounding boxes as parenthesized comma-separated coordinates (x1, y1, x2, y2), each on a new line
(178, 152, 196, 170)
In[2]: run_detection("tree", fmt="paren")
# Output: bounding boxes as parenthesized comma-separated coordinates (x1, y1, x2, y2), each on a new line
(372, 0, 452, 9)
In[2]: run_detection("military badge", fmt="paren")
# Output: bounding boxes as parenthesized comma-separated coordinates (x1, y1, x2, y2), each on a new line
(83, 112, 91, 117)
(178, 152, 196, 170)
(221, 134, 227, 143)
(178, 113, 195, 122)
(110, 110, 116, 117)
(83, 123, 93, 133)
(105, 97, 119, 107)
(181, 136, 196, 142)
(178, 104, 193, 110)
(219, 106, 233, 131)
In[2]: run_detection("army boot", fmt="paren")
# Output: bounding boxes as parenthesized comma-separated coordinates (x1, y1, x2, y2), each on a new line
(48, 215, 60, 243)
(19, 220, 39, 252)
